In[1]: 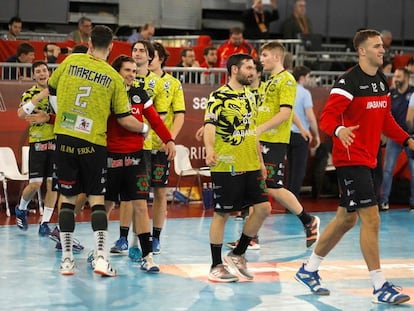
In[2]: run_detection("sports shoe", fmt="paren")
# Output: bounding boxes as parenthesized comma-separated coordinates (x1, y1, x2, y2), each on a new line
(140, 253, 160, 273)
(49, 226, 60, 243)
(55, 238, 85, 253)
(110, 236, 128, 254)
(224, 251, 253, 280)
(379, 202, 389, 212)
(152, 237, 161, 255)
(128, 246, 143, 262)
(208, 264, 239, 283)
(60, 258, 75, 276)
(305, 216, 320, 248)
(87, 250, 96, 269)
(295, 263, 330, 295)
(225, 238, 260, 250)
(372, 281, 410, 304)
(38, 222, 51, 236)
(94, 256, 117, 277)
(15, 206, 28, 231)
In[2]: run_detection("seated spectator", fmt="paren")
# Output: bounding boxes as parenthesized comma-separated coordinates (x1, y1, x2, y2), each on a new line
(175, 47, 201, 84)
(68, 17, 92, 43)
(200, 47, 219, 85)
(127, 23, 155, 43)
(43, 42, 71, 64)
(216, 26, 258, 69)
(3, 16, 22, 40)
(406, 57, 414, 86)
(381, 30, 394, 63)
(243, 0, 279, 39)
(281, 0, 312, 39)
(4, 42, 35, 80)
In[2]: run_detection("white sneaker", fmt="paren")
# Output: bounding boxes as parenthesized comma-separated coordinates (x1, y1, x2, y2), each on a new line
(93, 256, 117, 277)
(208, 264, 239, 283)
(140, 253, 160, 273)
(60, 258, 75, 276)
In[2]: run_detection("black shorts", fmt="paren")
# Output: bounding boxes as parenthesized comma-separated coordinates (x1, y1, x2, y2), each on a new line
(105, 150, 150, 202)
(260, 141, 287, 189)
(337, 166, 377, 212)
(150, 151, 170, 188)
(29, 140, 56, 181)
(211, 170, 268, 213)
(55, 134, 107, 197)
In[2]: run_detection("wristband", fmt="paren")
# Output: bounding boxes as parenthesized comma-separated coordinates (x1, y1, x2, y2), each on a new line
(22, 101, 35, 114)
(141, 123, 149, 134)
(334, 126, 345, 137)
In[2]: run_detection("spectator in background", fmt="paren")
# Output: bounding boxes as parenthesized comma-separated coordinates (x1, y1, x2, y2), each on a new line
(406, 57, 414, 86)
(381, 30, 394, 63)
(200, 46, 219, 85)
(127, 23, 155, 43)
(3, 16, 22, 40)
(4, 42, 35, 80)
(175, 47, 201, 83)
(287, 65, 320, 198)
(243, 0, 279, 39)
(281, 0, 312, 39)
(217, 27, 258, 69)
(43, 42, 71, 64)
(68, 17, 92, 43)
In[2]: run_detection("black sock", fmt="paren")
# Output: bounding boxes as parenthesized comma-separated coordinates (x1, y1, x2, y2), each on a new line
(233, 233, 252, 255)
(138, 232, 152, 258)
(153, 227, 162, 240)
(297, 209, 312, 226)
(120, 226, 129, 239)
(210, 243, 223, 268)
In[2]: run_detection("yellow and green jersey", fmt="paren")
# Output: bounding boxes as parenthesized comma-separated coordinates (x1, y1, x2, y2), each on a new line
(48, 53, 130, 146)
(151, 72, 185, 150)
(204, 84, 260, 173)
(135, 71, 168, 150)
(257, 70, 296, 143)
(20, 85, 55, 143)
(249, 81, 266, 107)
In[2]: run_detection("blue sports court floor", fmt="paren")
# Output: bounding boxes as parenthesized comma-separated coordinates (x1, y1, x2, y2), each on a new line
(1, 207, 413, 310)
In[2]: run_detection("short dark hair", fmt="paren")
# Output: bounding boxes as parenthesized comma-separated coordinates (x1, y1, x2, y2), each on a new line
(17, 42, 34, 56)
(292, 65, 311, 81)
(78, 16, 92, 26)
(131, 40, 155, 64)
(203, 46, 216, 56)
(253, 59, 263, 73)
(353, 29, 381, 51)
(9, 16, 21, 26)
(72, 44, 88, 53)
(407, 57, 414, 67)
(32, 60, 48, 73)
(152, 42, 170, 68)
(111, 55, 135, 72)
(43, 42, 57, 52)
(226, 53, 253, 75)
(91, 25, 113, 50)
(180, 47, 193, 58)
(394, 66, 410, 77)
(229, 26, 243, 36)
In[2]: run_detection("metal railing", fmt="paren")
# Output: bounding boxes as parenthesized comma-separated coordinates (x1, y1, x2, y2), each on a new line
(0, 31, 68, 42)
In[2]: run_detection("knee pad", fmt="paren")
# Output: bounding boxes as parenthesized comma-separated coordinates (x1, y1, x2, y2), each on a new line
(59, 203, 75, 231)
(91, 204, 107, 231)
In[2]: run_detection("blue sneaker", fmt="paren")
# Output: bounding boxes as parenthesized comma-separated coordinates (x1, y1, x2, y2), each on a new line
(38, 222, 51, 236)
(128, 246, 143, 262)
(295, 264, 330, 295)
(372, 282, 410, 304)
(15, 206, 28, 231)
(55, 238, 85, 254)
(152, 237, 160, 255)
(110, 237, 128, 254)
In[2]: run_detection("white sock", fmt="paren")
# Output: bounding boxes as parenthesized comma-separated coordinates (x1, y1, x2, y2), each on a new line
(304, 252, 324, 272)
(370, 269, 386, 290)
(41, 207, 54, 223)
(18, 197, 30, 210)
(94, 230, 108, 259)
(60, 232, 74, 261)
(131, 234, 138, 247)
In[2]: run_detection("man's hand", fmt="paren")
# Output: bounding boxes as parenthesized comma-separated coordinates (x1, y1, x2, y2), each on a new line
(25, 109, 49, 125)
(337, 125, 360, 148)
(164, 141, 176, 161)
